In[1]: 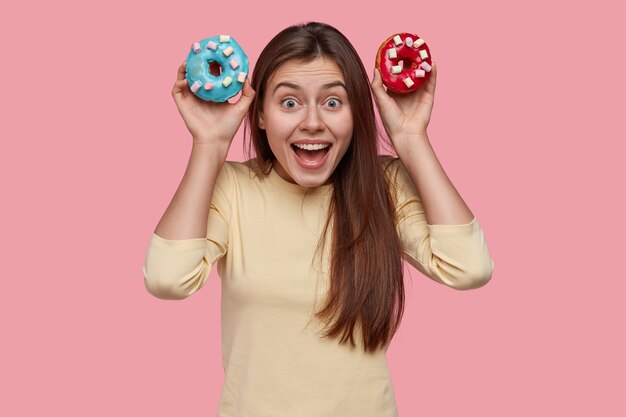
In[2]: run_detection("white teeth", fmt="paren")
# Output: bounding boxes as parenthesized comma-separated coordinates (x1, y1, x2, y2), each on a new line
(293, 143, 330, 151)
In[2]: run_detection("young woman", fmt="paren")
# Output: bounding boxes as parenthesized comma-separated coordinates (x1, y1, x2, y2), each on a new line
(143, 22, 494, 417)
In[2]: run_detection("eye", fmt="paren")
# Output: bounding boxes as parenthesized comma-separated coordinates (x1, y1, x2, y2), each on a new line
(325, 98, 342, 109)
(281, 98, 298, 109)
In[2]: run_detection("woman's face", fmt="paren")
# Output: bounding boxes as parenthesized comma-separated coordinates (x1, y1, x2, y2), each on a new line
(259, 56, 353, 187)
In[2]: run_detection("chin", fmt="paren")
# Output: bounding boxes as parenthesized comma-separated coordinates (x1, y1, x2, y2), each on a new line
(290, 169, 333, 188)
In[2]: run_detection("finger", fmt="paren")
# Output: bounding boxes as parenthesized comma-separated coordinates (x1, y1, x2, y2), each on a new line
(424, 61, 437, 95)
(370, 68, 392, 107)
(370, 67, 383, 94)
(172, 78, 188, 95)
(235, 77, 256, 112)
(176, 61, 187, 82)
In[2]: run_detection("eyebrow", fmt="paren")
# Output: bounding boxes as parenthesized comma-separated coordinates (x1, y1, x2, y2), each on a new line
(272, 81, 347, 95)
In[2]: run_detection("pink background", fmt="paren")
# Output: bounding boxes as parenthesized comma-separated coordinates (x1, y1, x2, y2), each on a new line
(2, 0, 624, 415)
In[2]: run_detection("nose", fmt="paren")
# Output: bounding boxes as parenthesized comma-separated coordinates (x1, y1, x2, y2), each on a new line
(299, 105, 325, 133)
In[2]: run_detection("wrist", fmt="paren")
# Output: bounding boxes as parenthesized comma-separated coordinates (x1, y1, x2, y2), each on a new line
(393, 130, 429, 142)
(391, 131, 429, 153)
(191, 141, 230, 161)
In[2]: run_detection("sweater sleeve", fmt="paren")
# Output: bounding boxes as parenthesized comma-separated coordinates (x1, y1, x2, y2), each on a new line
(385, 158, 495, 290)
(142, 163, 233, 300)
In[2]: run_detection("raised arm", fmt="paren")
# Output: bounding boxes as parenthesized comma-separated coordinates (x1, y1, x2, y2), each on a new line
(155, 62, 255, 240)
(372, 64, 493, 289)
(371, 64, 473, 225)
(143, 62, 254, 299)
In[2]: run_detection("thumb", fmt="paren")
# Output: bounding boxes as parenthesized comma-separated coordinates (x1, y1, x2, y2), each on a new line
(424, 61, 437, 96)
(235, 77, 256, 112)
(370, 68, 392, 108)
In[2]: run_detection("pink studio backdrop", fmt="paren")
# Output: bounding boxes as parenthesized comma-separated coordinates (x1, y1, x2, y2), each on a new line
(1, 0, 624, 415)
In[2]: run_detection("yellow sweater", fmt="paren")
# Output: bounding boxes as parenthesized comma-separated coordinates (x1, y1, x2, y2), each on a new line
(142, 158, 494, 417)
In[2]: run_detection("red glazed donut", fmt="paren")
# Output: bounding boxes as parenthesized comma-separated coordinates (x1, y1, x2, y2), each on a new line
(375, 33, 432, 93)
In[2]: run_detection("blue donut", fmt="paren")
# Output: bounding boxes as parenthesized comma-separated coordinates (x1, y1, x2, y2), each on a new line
(185, 35, 249, 102)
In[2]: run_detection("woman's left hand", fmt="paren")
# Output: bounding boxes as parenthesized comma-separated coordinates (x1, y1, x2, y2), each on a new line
(371, 62, 437, 152)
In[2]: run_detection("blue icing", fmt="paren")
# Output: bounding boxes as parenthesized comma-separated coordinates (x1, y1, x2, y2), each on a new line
(185, 35, 249, 102)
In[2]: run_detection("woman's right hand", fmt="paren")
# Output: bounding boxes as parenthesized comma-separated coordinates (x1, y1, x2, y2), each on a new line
(171, 62, 256, 149)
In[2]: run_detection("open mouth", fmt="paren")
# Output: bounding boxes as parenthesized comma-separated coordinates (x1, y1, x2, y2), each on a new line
(291, 143, 331, 166)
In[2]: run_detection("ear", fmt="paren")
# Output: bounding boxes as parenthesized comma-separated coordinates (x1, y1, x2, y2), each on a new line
(258, 111, 265, 130)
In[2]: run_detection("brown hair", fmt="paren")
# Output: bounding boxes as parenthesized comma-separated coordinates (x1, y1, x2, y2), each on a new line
(245, 22, 404, 352)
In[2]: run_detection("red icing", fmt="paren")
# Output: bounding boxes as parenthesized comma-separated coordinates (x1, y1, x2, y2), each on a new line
(376, 33, 432, 93)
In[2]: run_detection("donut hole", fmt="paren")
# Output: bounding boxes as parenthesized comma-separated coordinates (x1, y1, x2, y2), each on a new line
(208, 61, 223, 77)
(399, 58, 415, 70)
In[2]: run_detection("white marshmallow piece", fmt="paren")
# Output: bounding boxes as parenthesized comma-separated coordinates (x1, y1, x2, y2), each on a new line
(222, 76, 233, 87)
(393, 35, 403, 46)
(388, 48, 397, 59)
(230, 59, 239, 69)
(419, 50, 429, 60)
(204, 82, 214, 90)
(192, 42, 201, 53)
(190, 80, 202, 93)
(219, 35, 231, 43)
(403, 77, 414, 88)
(223, 46, 234, 57)
(415, 69, 426, 78)
(237, 72, 246, 83)
(207, 41, 217, 51)
(405, 37, 414, 47)
(414, 38, 425, 48)
(391, 64, 402, 74)
(420, 61, 432, 72)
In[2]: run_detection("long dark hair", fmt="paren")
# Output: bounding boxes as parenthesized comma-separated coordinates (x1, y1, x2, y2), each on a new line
(245, 22, 404, 352)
